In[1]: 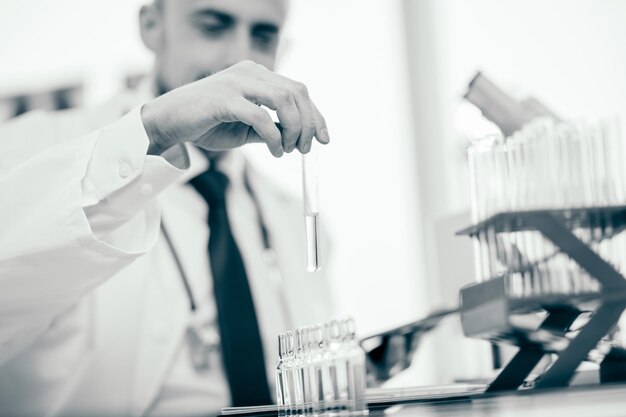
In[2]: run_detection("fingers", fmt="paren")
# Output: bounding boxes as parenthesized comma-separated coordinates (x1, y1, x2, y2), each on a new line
(275, 79, 330, 153)
(228, 97, 283, 157)
(243, 81, 302, 152)
(240, 65, 330, 154)
(270, 78, 320, 154)
(311, 101, 330, 145)
(287, 82, 316, 154)
(296, 99, 329, 153)
(157, 60, 329, 158)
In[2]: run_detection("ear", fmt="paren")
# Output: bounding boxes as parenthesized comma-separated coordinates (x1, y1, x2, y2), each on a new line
(139, 3, 164, 53)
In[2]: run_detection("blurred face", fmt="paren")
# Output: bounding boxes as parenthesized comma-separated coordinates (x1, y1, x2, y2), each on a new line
(143, 0, 287, 92)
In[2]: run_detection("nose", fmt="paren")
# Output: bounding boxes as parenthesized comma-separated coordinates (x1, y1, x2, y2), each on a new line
(223, 26, 253, 68)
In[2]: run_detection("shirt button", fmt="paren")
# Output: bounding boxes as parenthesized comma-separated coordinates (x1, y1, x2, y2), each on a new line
(140, 183, 153, 195)
(118, 162, 131, 179)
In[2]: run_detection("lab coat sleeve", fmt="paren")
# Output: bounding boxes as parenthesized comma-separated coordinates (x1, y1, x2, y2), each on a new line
(0, 106, 187, 365)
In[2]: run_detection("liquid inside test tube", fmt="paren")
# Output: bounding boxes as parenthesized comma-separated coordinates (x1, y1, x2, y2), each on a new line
(303, 147, 320, 272)
(305, 213, 320, 272)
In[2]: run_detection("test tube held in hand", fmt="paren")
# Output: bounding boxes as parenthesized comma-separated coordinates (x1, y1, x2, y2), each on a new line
(302, 145, 320, 272)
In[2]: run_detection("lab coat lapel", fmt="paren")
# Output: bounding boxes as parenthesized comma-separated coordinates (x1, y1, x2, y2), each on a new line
(130, 228, 189, 416)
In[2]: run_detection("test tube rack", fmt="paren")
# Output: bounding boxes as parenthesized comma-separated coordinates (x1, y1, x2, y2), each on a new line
(456, 205, 626, 392)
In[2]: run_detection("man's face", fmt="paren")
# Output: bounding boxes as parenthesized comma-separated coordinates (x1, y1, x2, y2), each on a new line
(148, 0, 287, 92)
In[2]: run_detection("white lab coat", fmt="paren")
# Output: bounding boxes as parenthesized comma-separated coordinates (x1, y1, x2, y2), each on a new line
(0, 84, 334, 417)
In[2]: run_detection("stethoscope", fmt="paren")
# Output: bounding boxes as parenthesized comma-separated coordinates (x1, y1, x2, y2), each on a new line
(159, 164, 294, 370)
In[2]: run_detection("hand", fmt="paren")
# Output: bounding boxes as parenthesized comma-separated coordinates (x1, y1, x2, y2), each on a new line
(364, 332, 421, 385)
(141, 60, 330, 158)
(361, 308, 458, 385)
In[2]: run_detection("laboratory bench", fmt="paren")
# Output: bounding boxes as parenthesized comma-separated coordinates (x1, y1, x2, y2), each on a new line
(221, 381, 626, 417)
(366, 383, 626, 417)
(222, 383, 626, 417)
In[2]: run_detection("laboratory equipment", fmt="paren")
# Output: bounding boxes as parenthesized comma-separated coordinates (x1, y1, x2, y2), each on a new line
(302, 145, 320, 272)
(342, 319, 367, 413)
(359, 308, 458, 383)
(276, 334, 289, 414)
(464, 71, 561, 137)
(276, 318, 368, 416)
(458, 115, 626, 392)
(466, 118, 626, 293)
(296, 327, 314, 414)
(324, 320, 350, 412)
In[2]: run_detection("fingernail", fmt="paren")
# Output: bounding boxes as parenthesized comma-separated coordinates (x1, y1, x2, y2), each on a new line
(319, 127, 330, 144)
(304, 142, 312, 153)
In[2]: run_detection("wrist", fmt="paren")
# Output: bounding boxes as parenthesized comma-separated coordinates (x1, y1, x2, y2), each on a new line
(141, 100, 174, 155)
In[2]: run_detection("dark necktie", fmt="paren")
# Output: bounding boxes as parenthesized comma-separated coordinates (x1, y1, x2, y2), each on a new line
(189, 167, 272, 407)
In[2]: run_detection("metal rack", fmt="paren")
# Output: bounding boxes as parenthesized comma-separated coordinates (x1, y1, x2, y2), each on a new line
(456, 206, 626, 392)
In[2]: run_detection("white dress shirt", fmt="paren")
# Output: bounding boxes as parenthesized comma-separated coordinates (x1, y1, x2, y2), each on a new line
(146, 149, 272, 416)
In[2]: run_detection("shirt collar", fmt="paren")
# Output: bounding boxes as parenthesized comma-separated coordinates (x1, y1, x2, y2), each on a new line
(181, 145, 247, 189)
